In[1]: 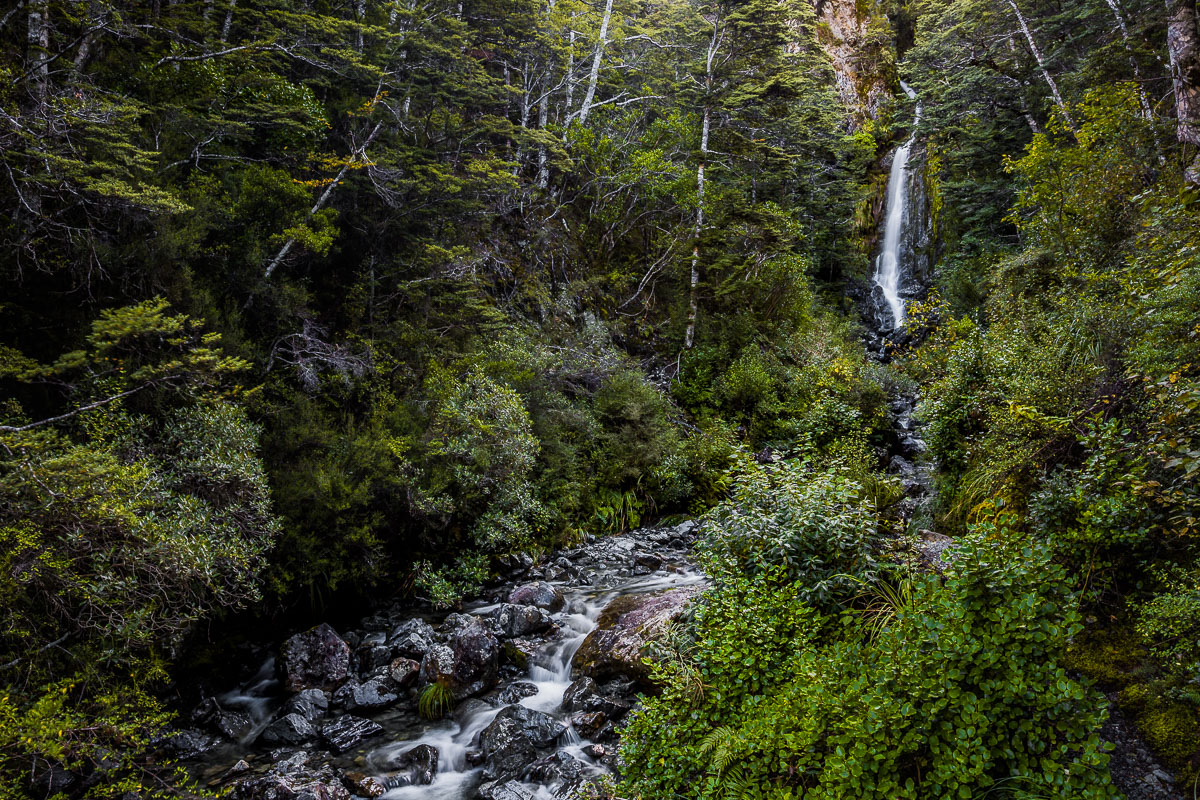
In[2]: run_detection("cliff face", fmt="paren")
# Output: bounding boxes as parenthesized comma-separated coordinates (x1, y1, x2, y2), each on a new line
(814, 0, 896, 128)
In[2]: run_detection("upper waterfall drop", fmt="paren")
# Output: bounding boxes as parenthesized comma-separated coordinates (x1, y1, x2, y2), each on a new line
(874, 81, 922, 331)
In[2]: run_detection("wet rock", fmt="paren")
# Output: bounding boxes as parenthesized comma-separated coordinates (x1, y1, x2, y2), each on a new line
(633, 552, 663, 571)
(492, 604, 553, 638)
(226, 760, 251, 778)
(379, 743, 439, 786)
(319, 715, 384, 753)
(581, 744, 606, 760)
(355, 643, 394, 674)
(526, 751, 586, 784)
(157, 728, 221, 759)
(572, 588, 697, 683)
(333, 677, 398, 711)
(341, 771, 385, 798)
(507, 581, 565, 613)
(419, 616, 499, 700)
(388, 619, 437, 660)
(889, 455, 914, 475)
(31, 764, 77, 796)
(480, 705, 565, 781)
(496, 681, 540, 705)
(280, 623, 352, 692)
(673, 520, 698, 538)
(915, 530, 956, 573)
(260, 712, 317, 747)
(192, 698, 254, 741)
(232, 754, 351, 800)
(571, 711, 606, 738)
(280, 688, 331, 722)
(562, 677, 632, 719)
(478, 781, 536, 800)
(501, 639, 536, 671)
(388, 657, 420, 687)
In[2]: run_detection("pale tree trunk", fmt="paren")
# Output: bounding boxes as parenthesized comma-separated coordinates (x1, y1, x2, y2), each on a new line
(685, 18, 719, 350)
(264, 121, 384, 280)
(221, 0, 236, 43)
(565, 21, 576, 122)
(537, 0, 558, 188)
(1005, 0, 1075, 131)
(28, 0, 49, 107)
(1167, 0, 1200, 183)
(576, 0, 613, 126)
(354, 0, 365, 51)
(1103, 0, 1153, 118)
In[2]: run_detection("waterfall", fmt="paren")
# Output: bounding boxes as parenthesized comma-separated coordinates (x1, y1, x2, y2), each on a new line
(874, 82, 922, 330)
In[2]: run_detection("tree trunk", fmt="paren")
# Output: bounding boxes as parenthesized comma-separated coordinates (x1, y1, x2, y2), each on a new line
(1104, 0, 1153, 118)
(221, 0, 236, 43)
(1167, 0, 1200, 182)
(1005, 0, 1075, 131)
(576, 0, 613, 126)
(685, 18, 719, 350)
(27, 0, 49, 107)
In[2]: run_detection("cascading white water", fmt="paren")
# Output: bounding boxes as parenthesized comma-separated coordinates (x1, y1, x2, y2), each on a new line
(874, 81, 922, 330)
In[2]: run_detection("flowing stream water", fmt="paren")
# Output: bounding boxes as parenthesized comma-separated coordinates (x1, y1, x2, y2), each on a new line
(873, 82, 921, 331)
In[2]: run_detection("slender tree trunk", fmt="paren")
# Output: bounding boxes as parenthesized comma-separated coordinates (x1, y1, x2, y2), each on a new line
(1167, 0, 1200, 182)
(1104, 0, 1154, 118)
(264, 121, 384, 280)
(27, 0, 49, 106)
(565, 20, 576, 124)
(537, 75, 551, 186)
(354, 0, 365, 51)
(576, 0, 613, 126)
(221, 0, 236, 43)
(685, 18, 719, 350)
(1005, 0, 1075, 131)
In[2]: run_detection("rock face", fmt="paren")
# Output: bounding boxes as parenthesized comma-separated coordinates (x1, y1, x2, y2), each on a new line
(572, 588, 696, 683)
(389, 619, 436, 659)
(480, 705, 566, 781)
(507, 581, 565, 612)
(419, 616, 500, 700)
(260, 713, 316, 747)
(813, 0, 894, 128)
(280, 623, 352, 692)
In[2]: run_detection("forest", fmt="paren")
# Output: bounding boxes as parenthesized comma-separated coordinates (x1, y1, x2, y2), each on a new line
(1, 0, 1199, 798)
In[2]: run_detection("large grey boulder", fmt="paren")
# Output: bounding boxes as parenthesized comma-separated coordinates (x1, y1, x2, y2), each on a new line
(491, 604, 553, 638)
(319, 715, 384, 753)
(259, 713, 317, 747)
(280, 623, 352, 692)
(572, 588, 696, 683)
(333, 677, 398, 711)
(389, 619, 437, 660)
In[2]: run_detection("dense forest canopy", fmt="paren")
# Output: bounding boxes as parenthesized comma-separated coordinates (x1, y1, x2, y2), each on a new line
(1, 0, 1199, 797)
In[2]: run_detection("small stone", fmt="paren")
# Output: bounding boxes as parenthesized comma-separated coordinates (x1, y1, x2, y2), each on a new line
(496, 681, 540, 705)
(571, 711, 606, 738)
(581, 743, 606, 760)
(507, 581, 565, 612)
(388, 657, 420, 687)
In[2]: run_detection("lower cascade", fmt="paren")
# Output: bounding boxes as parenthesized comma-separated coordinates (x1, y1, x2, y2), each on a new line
(873, 81, 922, 331)
(179, 524, 703, 800)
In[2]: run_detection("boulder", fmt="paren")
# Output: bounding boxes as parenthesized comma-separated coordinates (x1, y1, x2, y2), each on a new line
(570, 711, 606, 738)
(319, 715, 384, 753)
(388, 657, 420, 687)
(280, 623, 352, 692)
(633, 552, 663, 571)
(572, 589, 696, 683)
(480, 705, 565, 782)
(340, 772, 386, 798)
(192, 698, 254, 741)
(496, 681, 539, 705)
(333, 678, 398, 711)
(561, 677, 631, 720)
(507, 582, 564, 613)
(491, 604, 553, 638)
(355, 643, 394, 673)
(419, 617, 499, 700)
(388, 618, 437, 660)
(156, 729, 221, 759)
(526, 751, 586, 784)
(501, 639, 537, 671)
(260, 713, 317, 747)
(280, 688, 331, 722)
(478, 782, 536, 800)
(232, 752, 351, 800)
(581, 743, 606, 760)
(379, 743, 439, 786)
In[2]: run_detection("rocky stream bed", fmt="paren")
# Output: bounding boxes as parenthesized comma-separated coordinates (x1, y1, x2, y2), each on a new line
(166, 522, 704, 800)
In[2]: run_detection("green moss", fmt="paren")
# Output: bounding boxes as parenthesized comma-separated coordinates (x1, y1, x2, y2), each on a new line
(1137, 702, 1200, 772)
(1064, 625, 1147, 688)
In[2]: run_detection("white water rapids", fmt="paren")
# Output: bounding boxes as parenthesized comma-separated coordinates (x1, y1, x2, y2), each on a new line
(874, 81, 921, 331)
